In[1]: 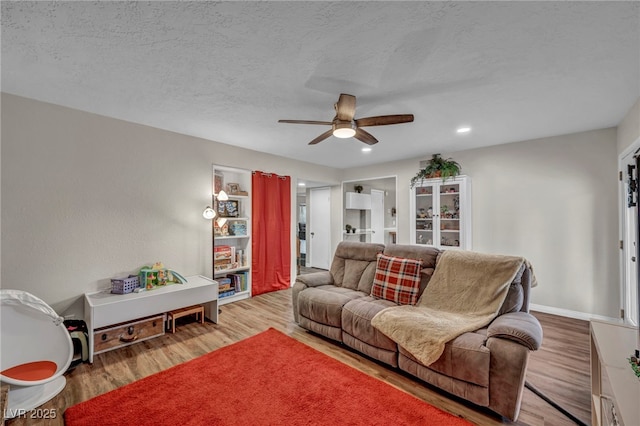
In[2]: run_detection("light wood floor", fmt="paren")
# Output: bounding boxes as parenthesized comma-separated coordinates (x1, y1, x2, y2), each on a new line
(4, 289, 590, 426)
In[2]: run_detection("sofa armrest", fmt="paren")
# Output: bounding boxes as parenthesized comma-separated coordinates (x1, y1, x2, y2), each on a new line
(487, 312, 542, 351)
(292, 271, 333, 324)
(296, 271, 333, 288)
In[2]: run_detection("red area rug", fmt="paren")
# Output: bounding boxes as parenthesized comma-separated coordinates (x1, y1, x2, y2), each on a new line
(65, 328, 472, 426)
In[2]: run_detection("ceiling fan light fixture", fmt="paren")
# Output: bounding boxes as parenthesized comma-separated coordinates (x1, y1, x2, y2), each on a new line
(333, 121, 356, 138)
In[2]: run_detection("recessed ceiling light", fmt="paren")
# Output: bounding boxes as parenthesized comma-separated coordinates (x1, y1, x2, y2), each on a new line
(456, 126, 471, 134)
(361, 147, 372, 152)
(298, 182, 306, 186)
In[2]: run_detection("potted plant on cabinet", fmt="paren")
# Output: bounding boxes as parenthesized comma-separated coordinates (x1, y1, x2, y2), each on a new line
(410, 154, 461, 187)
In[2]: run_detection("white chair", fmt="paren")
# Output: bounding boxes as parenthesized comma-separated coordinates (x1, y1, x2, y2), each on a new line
(0, 290, 73, 419)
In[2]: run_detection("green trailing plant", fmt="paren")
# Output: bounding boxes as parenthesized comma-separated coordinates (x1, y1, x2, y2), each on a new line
(630, 356, 640, 378)
(410, 154, 461, 188)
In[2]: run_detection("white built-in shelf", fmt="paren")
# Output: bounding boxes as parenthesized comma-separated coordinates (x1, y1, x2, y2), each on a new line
(219, 289, 250, 305)
(344, 230, 372, 235)
(213, 164, 252, 304)
(215, 235, 250, 240)
(214, 266, 250, 276)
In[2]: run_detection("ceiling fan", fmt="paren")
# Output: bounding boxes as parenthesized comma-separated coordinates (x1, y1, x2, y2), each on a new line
(278, 94, 414, 145)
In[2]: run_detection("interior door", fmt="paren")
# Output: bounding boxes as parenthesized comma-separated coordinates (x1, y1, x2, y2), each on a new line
(309, 187, 331, 270)
(370, 189, 385, 244)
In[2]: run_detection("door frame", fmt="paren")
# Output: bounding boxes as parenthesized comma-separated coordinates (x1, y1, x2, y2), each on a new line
(619, 136, 640, 326)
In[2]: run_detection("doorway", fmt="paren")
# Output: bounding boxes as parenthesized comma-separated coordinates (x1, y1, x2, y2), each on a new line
(309, 187, 331, 270)
(370, 189, 385, 244)
(342, 176, 397, 245)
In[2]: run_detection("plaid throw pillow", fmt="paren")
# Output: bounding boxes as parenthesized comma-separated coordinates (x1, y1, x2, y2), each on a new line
(371, 254, 423, 305)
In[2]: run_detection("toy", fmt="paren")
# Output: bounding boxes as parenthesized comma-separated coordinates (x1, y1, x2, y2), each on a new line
(139, 262, 188, 290)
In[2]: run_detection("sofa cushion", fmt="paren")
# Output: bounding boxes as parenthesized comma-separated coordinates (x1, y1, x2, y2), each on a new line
(330, 241, 384, 291)
(342, 296, 399, 352)
(342, 259, 377, 291)
(297, 285, 367, 328)
(371, 254, 423, 305)
(399, 330, 491, 388)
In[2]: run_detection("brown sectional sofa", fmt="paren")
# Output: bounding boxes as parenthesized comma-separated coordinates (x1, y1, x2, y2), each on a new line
(292, 241, 543, 421)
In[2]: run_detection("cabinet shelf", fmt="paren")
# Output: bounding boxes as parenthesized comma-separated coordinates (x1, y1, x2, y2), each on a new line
(214, 266, 250, 276)
(214, 235, 250, 240)
(219, 289, 250, 303)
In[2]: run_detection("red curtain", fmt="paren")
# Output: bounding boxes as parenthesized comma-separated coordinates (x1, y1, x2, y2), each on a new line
(251, 171, 291, 296)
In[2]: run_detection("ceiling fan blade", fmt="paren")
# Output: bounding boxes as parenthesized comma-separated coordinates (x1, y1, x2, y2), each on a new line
(308, 129, 334, 145)
(335, 94, 356, 121)
(278, 119, 332, 125)
(355, 114, 414, 127)
(354, 128, 378, 145)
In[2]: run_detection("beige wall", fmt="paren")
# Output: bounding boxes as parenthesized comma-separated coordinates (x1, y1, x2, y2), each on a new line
(345, 128, 620, 318)
(617, 97, 640, 154)
(1, 94, 341, 315)
(1, 93, 624, 319)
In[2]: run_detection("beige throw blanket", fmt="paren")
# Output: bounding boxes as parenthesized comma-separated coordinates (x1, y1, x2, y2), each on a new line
(371, 250, 529, 366)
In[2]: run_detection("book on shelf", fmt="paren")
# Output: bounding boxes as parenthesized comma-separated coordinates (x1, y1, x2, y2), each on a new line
(227, 271, 249, 292)
(214, 258, 232, 271)
(217, 277, 237, 299)
(219, 289, 236, 299)
(236, 249, 245, 266)
(214, 245, 234, 259)
(214, 245, 240, 272)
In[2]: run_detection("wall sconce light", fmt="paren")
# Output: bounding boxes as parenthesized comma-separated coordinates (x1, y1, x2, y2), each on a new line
(217, 190, 229, 201)
(203, 206, 216, 220)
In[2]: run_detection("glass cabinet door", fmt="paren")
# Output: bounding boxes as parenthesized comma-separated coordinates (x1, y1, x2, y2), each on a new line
(411, 176, 471, 249)
(414, 184, 435, 246)
(438, 182, 462, 248)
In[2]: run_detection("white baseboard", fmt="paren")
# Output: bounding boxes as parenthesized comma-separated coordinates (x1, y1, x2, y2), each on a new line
(530, 303, 621, 323)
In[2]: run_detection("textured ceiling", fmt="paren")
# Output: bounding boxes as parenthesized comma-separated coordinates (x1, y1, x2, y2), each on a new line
(2, 1, 639, 169)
